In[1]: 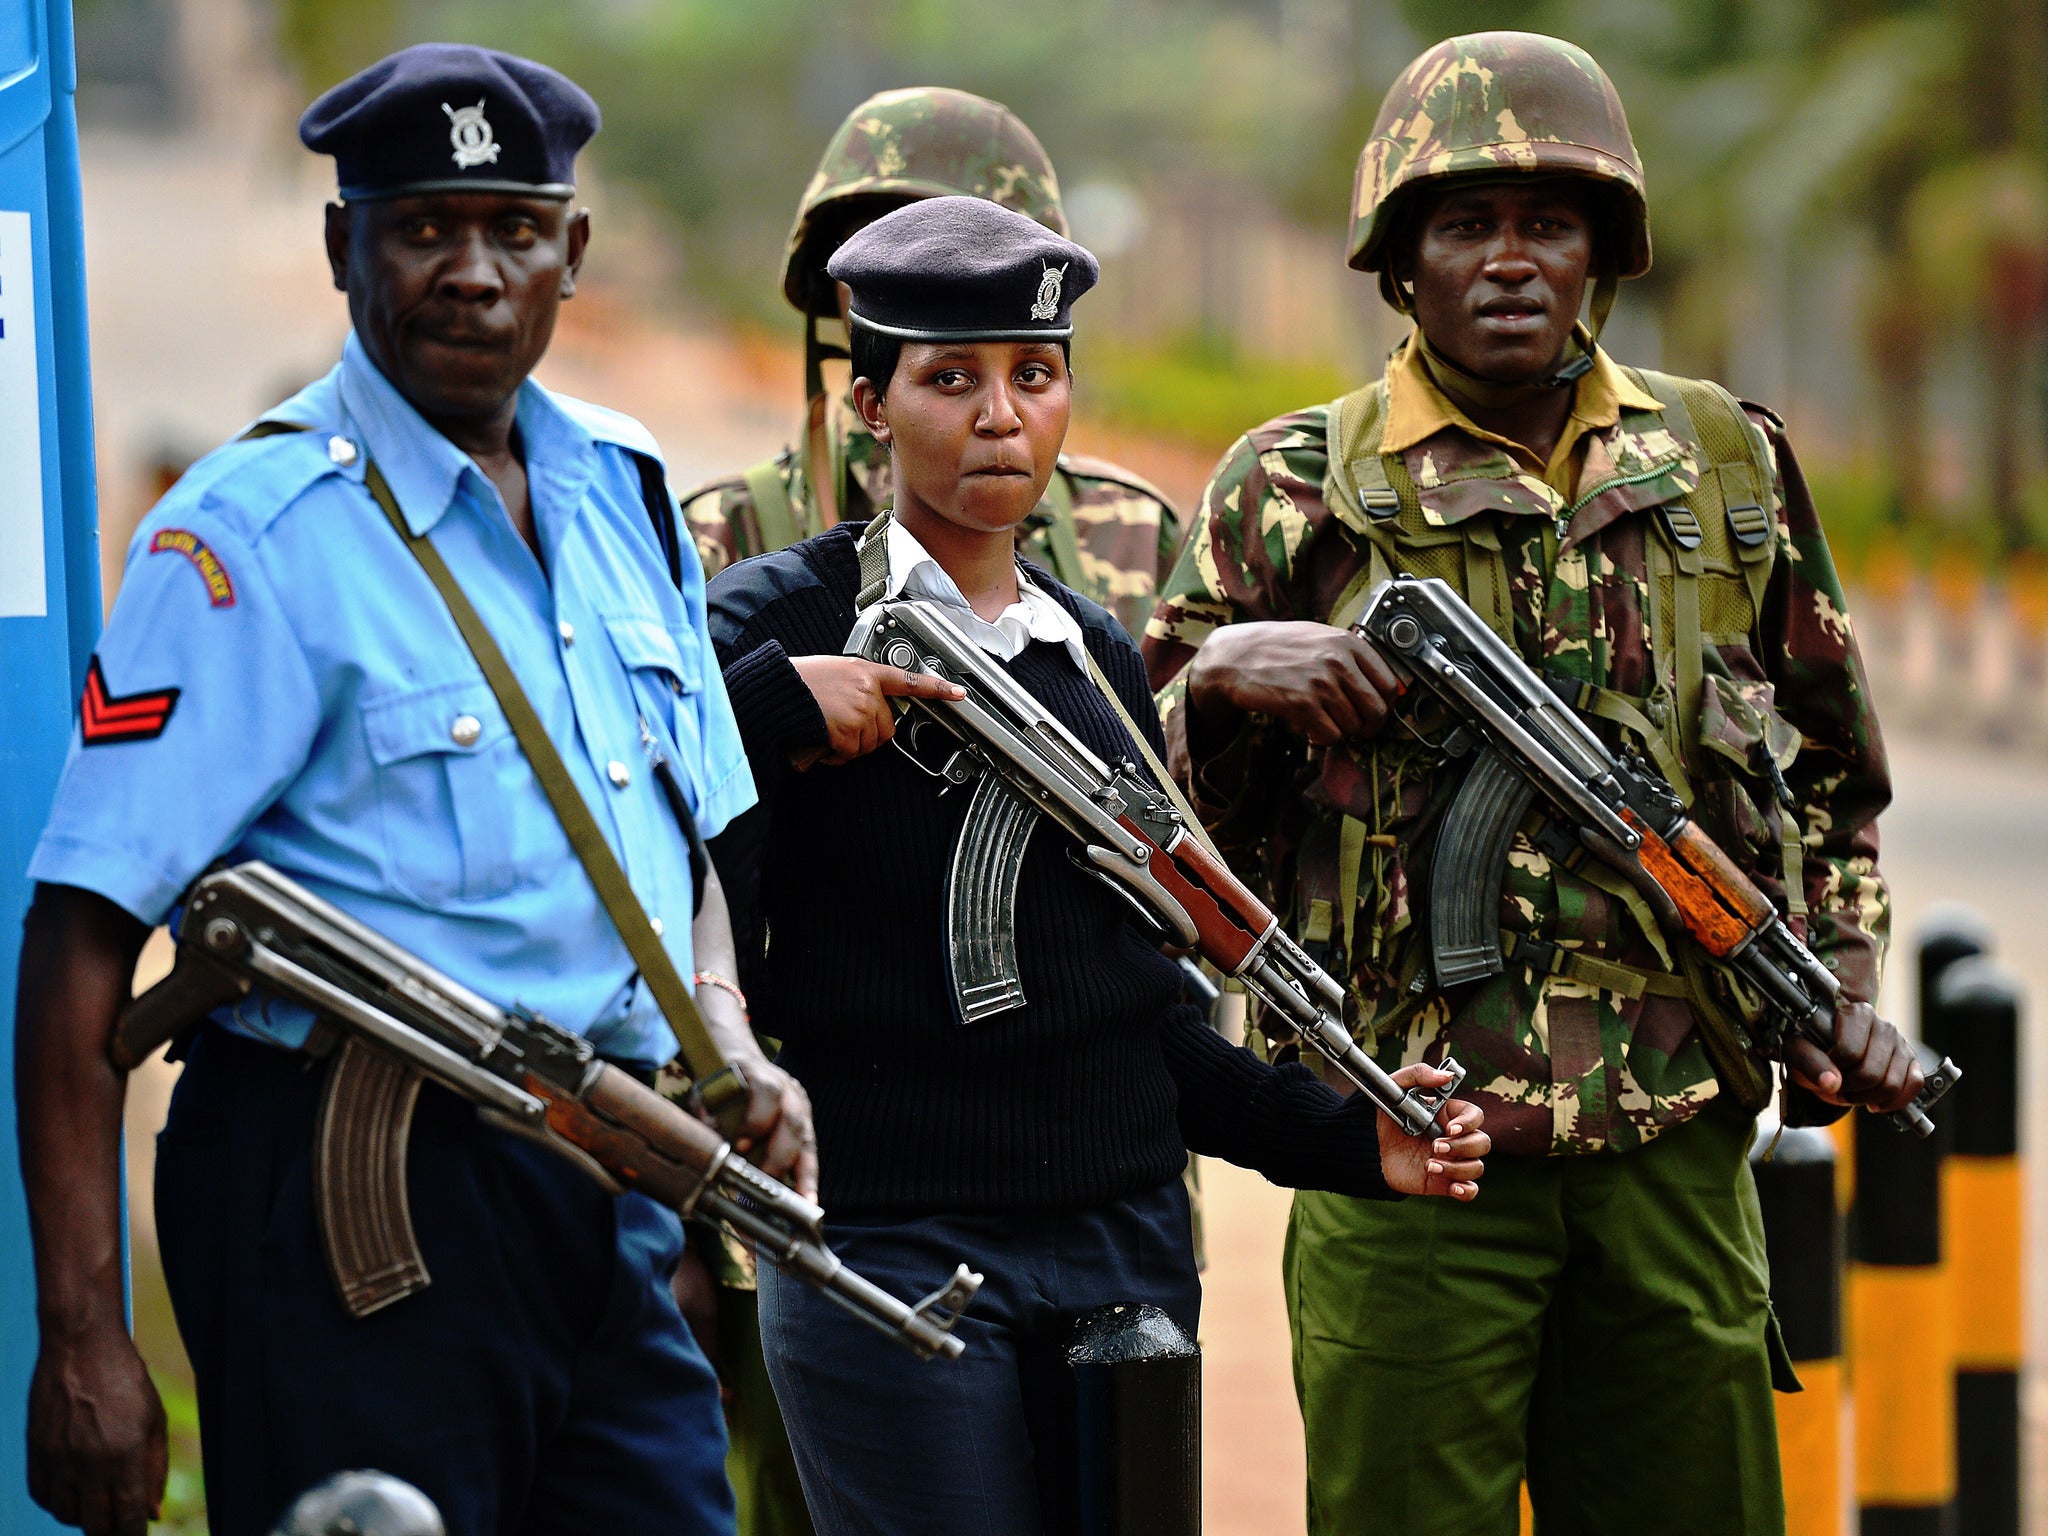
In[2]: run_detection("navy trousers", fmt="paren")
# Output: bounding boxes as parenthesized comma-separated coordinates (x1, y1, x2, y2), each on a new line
(154, 1029, 736, 1536)
(757, 1180, 1201, 1536)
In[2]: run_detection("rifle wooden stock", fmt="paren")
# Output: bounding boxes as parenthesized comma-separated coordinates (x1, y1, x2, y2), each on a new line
(530, 1062, 723, 1215)
(1618, 809, 1782, 958)
(1138, 825, 1275, 971)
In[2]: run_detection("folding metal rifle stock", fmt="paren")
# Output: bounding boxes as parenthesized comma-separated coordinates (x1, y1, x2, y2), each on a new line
(1351, 574, 1956, 1136)
(845, 598, 1464, 1140)
(112, 862, 980, 1358)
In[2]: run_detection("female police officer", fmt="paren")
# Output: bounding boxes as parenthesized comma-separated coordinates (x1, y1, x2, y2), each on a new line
(703, 196, 1489, 1535)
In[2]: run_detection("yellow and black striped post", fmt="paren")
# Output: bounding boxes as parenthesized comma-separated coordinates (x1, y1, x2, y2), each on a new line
(1927, 956, 2023, 1536)
(1755, 1126, 1845, 1536)
(1851, 1040, 1956, 1533)
(1914, 905, 1992, 1031)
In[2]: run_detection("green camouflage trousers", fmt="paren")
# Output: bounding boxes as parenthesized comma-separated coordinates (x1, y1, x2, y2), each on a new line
(1285, 1102, 1789, 1536)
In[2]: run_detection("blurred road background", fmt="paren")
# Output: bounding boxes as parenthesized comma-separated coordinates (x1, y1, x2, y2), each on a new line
(66, 0, 2048, 1530)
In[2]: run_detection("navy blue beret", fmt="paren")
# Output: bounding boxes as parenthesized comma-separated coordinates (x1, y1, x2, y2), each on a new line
(299, 44, 599, 202)
(826, 195, 1100, 342)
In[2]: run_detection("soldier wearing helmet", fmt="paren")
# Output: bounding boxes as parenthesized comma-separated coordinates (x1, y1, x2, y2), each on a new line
(1143, 32, 1922, 1533)
(678, 86, 1182, 640)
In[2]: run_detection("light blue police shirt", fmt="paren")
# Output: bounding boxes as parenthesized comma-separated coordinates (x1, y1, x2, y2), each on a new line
(30, 333, 755, 1068)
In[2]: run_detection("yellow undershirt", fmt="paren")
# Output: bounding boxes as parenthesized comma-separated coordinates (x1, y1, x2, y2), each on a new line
(1379, 332, 1665, 499)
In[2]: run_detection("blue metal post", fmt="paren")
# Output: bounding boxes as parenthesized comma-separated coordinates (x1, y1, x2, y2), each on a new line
(0, 0, 100, 1531)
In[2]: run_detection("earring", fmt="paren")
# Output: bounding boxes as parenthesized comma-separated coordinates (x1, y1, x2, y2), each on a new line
(559, 276, 576, 298)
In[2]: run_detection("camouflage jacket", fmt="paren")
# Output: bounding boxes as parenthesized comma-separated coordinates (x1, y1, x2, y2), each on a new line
(1143, 338, 1891, 1157)
(681, 394, 1182, 638)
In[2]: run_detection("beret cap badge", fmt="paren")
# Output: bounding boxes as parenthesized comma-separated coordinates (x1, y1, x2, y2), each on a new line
(299, 43, 599, 202)
(1028, 263, 1067, 323)
(827, 195, 1100, 342)
(443, 100, 500, 170)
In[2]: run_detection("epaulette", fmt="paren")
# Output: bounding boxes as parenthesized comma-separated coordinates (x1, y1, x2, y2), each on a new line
(550, 391, 668, 466)
(1057, 452, 1177, 513)
(155, 425, 346, 541)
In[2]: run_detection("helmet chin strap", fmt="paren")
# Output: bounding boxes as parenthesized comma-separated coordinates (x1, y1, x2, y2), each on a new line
(1587, 260, 1619, 342)
(1417, 321, 1598, 413)
(804, 312, 852, 404)
(1385, 248, 1619, 405)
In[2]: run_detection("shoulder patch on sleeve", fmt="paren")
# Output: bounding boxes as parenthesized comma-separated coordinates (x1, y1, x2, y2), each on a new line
(146, 528, 236, 607)
(551, 393, 667, 465)
(1057, 452, 1177, 513)
(80, 656, 180, 745)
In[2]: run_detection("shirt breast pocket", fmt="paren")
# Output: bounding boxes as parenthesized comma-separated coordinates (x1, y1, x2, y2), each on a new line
(360, 680, 540, 905)
(604, 612, 707, 804)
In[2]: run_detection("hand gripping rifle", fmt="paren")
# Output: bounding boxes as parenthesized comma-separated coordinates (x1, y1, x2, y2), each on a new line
(111, 862, 981, 1357)
(846, 599, 1463, 1139)
(1352, 575, 1957, 1137)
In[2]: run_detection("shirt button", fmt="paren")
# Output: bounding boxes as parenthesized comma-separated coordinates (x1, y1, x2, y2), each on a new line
(449, 714, 482, 748)
(327, 435, 358, 466)
(649, 917, 665, 938)
(558, 620, 575, 646)
(607, 759, 631, 788)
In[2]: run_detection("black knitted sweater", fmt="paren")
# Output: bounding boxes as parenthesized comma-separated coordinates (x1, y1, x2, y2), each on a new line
(705, 523, 1392, 1215)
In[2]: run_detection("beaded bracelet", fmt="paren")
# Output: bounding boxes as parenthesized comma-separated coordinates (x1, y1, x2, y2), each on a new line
(692, 969, 749, 1018)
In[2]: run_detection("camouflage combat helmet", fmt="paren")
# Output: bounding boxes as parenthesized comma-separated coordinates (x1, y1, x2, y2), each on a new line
(782, 86, 1067, 316)
(1350, 32, 1650, 302)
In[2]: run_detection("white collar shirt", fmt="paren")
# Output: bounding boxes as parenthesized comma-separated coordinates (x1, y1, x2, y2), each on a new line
(883, 515, 1090, 673)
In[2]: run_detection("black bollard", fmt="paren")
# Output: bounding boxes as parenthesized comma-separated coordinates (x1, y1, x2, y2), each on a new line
(1753, 1126, 1844, 1536)
(1852, 1041, 1956, 1534)
(1932, 957, 2023, 1536)
(1915, 903, 1993, 1048)
(1066, 1303, 1201, 1536)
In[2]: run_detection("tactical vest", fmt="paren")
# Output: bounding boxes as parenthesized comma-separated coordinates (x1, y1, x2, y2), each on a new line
(1305, 367, 1793, 1110)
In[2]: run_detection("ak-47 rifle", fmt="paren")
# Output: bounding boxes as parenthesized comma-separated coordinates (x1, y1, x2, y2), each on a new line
(845, 598, 1464, 1140)
(1351, 575, 1957, 1136)
(112, 862, 980, 1357)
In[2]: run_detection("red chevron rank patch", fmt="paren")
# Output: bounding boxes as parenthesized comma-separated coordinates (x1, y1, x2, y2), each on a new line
(80, 657, 180, 746)
(148, 528, 236, 607)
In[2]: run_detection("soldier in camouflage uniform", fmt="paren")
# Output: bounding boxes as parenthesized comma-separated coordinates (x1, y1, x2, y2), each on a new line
(677, 87, 1188, 1536)
(1142, 32, 1925, 1535)
(680, 86, 1181, 639)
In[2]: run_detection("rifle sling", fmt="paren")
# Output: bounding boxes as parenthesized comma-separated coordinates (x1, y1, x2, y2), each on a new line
(362, 461, 744, 1119)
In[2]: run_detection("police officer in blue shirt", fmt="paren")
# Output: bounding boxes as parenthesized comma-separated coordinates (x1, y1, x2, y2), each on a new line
(15, 44, 811, 1536)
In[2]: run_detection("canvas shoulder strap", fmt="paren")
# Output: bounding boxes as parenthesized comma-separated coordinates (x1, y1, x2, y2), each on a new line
(743, 455, 801, 554)
(361, 461, 744, 1116)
